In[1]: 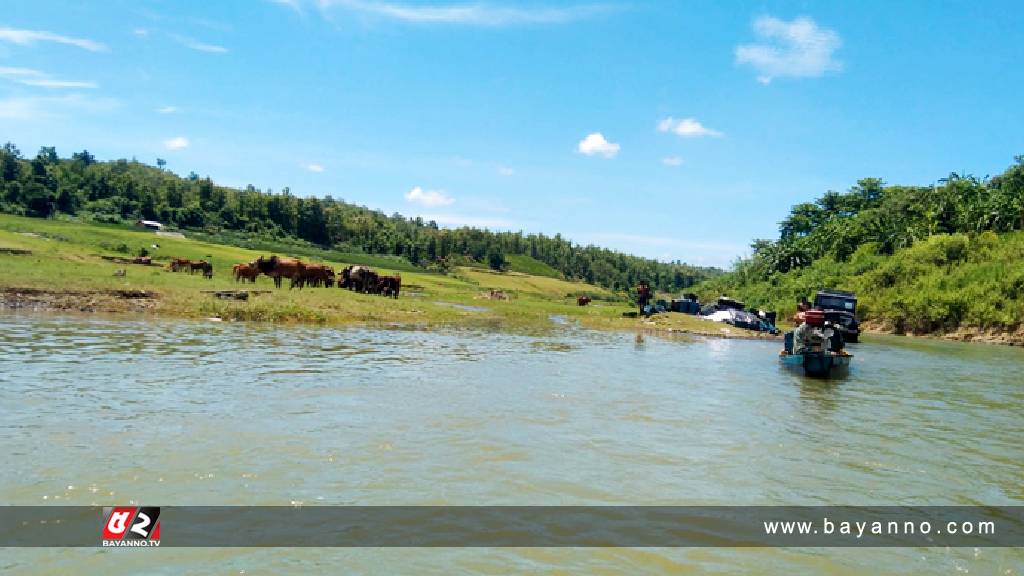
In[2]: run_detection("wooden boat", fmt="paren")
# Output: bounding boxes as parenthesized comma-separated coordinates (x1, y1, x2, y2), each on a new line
(779, 350, 852, 377)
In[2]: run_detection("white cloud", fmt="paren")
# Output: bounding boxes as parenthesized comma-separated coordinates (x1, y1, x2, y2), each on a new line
(661, 156, 683, 167)
(657, 117, 722, 138)
(133, 28, 150, 37)
(577, 132, 619, 158)
(735, 16, 841, 84)
(163, 136, 190, 150)
(0, 66, 41, 77)
(306, 163, 325, 173)
(0, 27, 107, 52)
(170, 34, 228, 53)
(0, 94, 118, 120)
(319, 0, 610, 26)
(405, 186, 455, 207)
(497, 166, 515, 176)
(0, 67, 96, 89)
(19, 78, 96, 88)
(157, 105, 178, 114)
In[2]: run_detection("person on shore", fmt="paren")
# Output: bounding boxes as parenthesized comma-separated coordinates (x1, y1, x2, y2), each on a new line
(637, 281, 651, 315)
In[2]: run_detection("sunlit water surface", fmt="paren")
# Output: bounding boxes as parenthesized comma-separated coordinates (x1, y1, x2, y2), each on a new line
(1, 314, 1022, 574)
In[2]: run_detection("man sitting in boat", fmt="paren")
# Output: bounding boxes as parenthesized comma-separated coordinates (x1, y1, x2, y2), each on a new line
(783, 308, 851, 377)
(794, 309, 830, 353)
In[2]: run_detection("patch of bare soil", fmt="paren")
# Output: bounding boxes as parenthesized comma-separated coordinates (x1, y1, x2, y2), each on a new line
(861, 318, 1024, 347)
(0, 287, 160, 314)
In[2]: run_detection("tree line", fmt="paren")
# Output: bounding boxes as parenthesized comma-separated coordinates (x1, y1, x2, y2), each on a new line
(0, 143, 719, 292)
(695, 156, 1024, 335)
(734, 157, 1024, 283)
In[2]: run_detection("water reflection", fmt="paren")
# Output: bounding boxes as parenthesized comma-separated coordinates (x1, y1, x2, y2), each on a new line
(796, 379, 842, 414)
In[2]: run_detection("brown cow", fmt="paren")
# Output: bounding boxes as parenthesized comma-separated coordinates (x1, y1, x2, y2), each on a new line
(577, 295, 592, 306)
(168, 258, 191, 272)
(253, 255, 305, 289)
(233, 263, 259, 283)
(190, 260, 213, 279)
(291, 264, 335, 289)
(375, 274, 401, 299)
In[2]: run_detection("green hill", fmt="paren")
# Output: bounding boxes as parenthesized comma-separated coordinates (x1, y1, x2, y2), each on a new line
(695, 157, 1024, 342)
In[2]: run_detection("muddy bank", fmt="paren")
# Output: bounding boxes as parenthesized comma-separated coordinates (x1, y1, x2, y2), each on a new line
(861, 319, 1024, 347)
(0, 287, 160, 314)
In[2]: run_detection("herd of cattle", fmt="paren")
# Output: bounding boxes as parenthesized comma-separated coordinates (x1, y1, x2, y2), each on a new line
(167, 255, 401, 298)
(246, 256, 401, 297)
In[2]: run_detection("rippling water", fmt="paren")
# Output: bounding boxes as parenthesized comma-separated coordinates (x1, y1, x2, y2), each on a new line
(1, 313, 1022, 574)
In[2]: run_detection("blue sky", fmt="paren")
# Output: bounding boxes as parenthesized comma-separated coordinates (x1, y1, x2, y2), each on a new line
(1, 1, 1022, 267)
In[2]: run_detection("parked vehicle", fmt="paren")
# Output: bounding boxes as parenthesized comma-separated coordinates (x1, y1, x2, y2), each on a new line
(670, 293, 701, 314)
(716, 296, 745, 311)
(814, 289, 860, 343)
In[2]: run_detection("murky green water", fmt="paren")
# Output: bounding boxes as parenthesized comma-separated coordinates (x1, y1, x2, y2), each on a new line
(1, 314, 1022, 574)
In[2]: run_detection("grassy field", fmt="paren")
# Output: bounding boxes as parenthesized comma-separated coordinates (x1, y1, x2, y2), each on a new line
(0, 214, 783, 338)
(0, 214, 683, 334)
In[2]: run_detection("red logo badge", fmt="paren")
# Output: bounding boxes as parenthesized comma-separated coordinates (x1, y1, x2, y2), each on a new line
(102, 507, 161, 547)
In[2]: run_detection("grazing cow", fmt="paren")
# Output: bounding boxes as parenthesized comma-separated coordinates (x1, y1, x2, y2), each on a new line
(339, 266, 353, 289)
(577, 295, 592, 306)
(375, 274, 402, 299)
(312, 265, 336, 288)
(291, 264, 335, 289)
(169, 258, 191, 272)
(190, 260, 213, 279)
(253, 255, 305, 289)
(233, 263, 259, 283)
(344, 266, 379, 293)
(189, 261, 210, 276)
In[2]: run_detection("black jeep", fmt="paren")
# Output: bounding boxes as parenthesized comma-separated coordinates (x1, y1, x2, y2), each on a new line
(813, 289, 860, 343)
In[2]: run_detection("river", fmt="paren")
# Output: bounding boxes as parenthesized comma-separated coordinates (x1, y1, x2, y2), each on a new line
(1, 314, 1022, 574)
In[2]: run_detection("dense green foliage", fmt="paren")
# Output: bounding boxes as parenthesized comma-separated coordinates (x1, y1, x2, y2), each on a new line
(0, 143, 718, 292)
(699, 158, 1024, 334)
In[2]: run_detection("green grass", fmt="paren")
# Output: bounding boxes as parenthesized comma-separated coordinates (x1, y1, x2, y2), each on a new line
(695, 231, 1024, 337)
(0, 213, 650, 333)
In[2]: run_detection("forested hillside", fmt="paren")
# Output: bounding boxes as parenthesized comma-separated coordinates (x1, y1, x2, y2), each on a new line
(0, 143, 718, 292)
(698, 157, 1024, 338)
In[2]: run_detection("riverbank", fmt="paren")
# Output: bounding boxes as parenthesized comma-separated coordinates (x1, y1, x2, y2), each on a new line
(3, 214, 1019, 346)
(861, 319, 1024, 347)
(0, 214, 639, 334)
